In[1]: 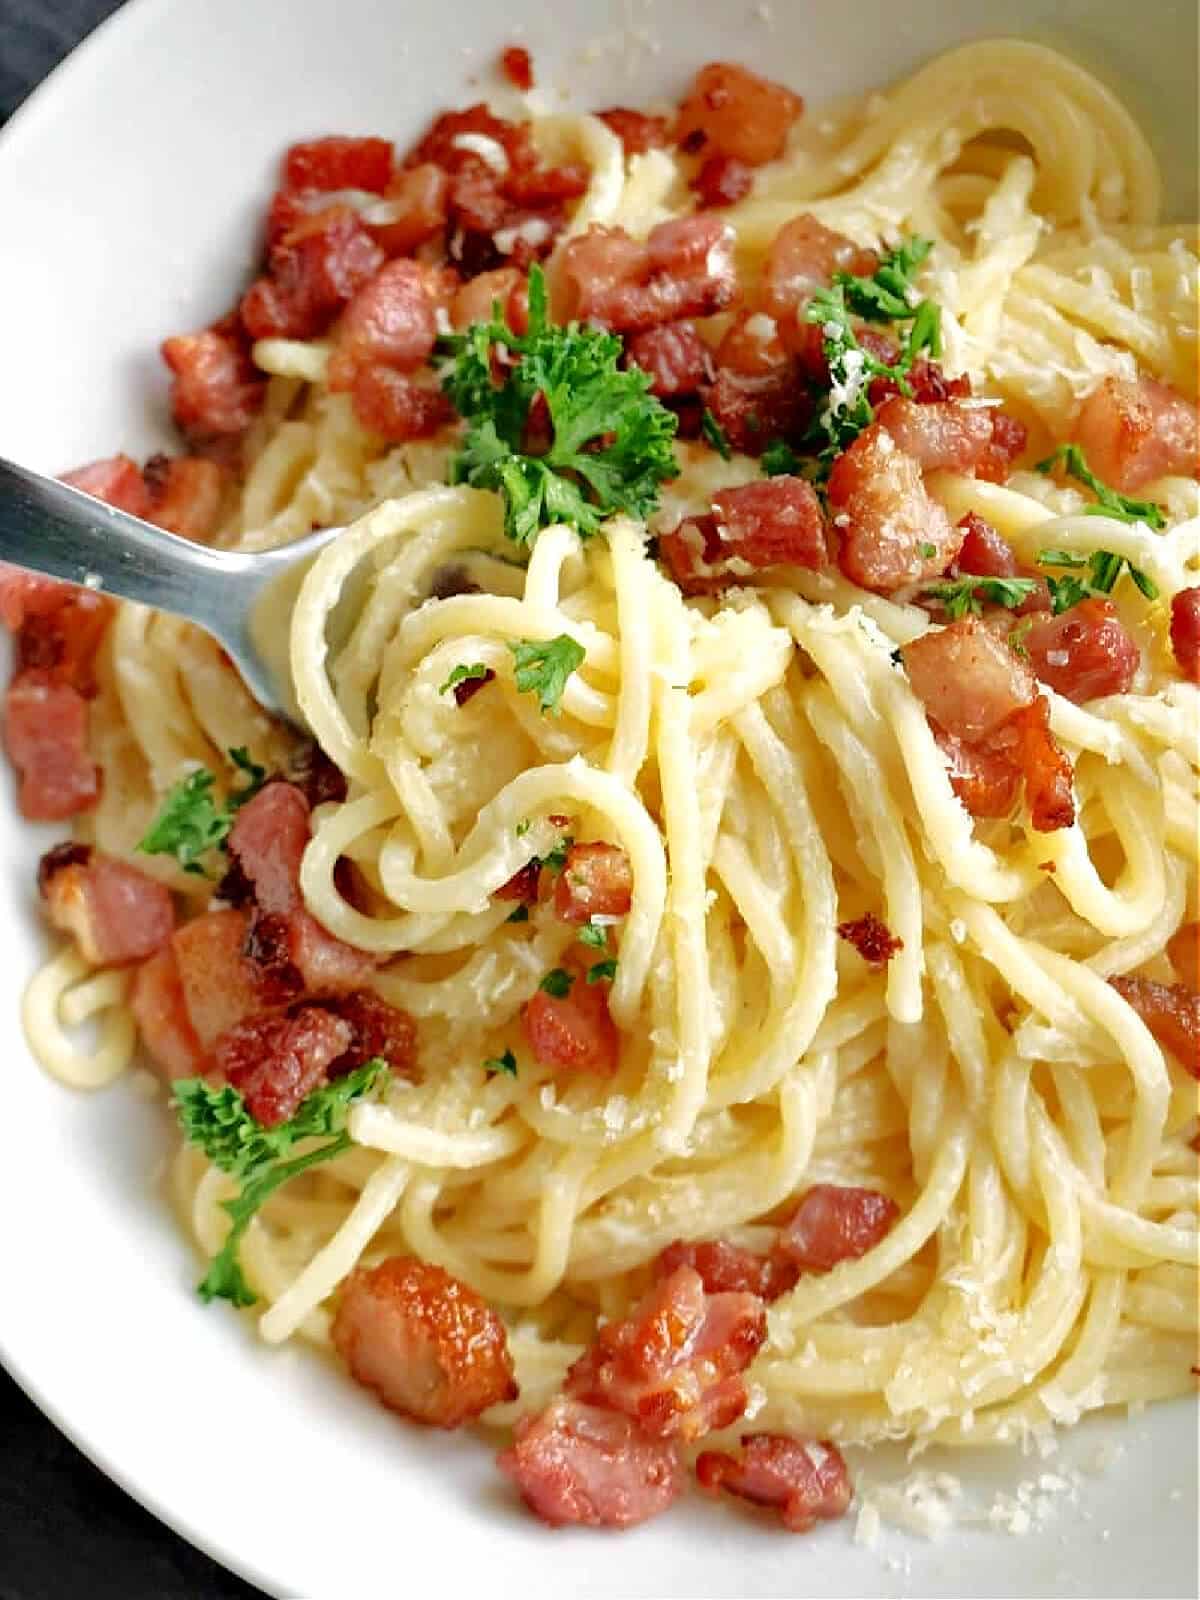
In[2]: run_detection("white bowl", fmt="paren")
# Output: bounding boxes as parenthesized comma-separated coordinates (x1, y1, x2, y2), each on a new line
(0, 1, 1195, 1595)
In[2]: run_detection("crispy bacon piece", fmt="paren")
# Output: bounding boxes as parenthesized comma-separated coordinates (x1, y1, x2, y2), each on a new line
(1167, 922, 1200, 991)
(286, 739, 348, 809)
(1005, 695, 1076, 833)
(975, 410, 1028, 483)
(828, 426, 961, 592)
(1109, 977, 1200, 1078)
(761, 214, 876, 355)
(902, 617, 1035, 743)
(869, 354, 971, 408)
(504, 163, 589, 208)
(451, 666, 495, 706)
(522, 963, 619, 1076)
(955, 511, 1017, 577)
(333, 1256, 517, 1425)
(565, 1264, 767, 1441)
(160, 327, 266, 445)
(875, 396, 994, 473)
(1072, 376, 1199, 492)
(364, 163, 450, 257)
(321, 988, 418, 1078)
(676, 63, 803, 166)
(932, 724, 1021, 819)
(500, 44, 534, 91)
(215, 1004, 353, 1126)
(498, 1399, 684, 1528)
(349, 367, 453, 442)
(450, 264, 525, 330)
(1023, 597, 1139, 702)
(61, 454, 151, 517)
(0, 569, 68, 634)
(407, 103, 532, 174)
(836, 913, 903, 966)
(714, 311, 787, 378)
(3, 674, 98, 820)
(1169, 587, 1200, 683)
(130, 944, 206, 1079)
(625, 322, 710, 399)
(229, 775, 375, 989)
(778, 1185, 899, 1272)
(702, 318, 812, 455)
(554, 842, 633, 924)
(595, 108, 673, 154)
(283, 135, 394, 195)
(696, 1433, 852, 1533)
(240, 206, 385, 341)
(172, 908, 281, 1045)
(38, 843, 174, 966)
(692, 155, 753, 208)
(327, 259, 441, 390)
(496, 858, 542, 904)
(12, 590, 112, 697)
(655, 1238, 798, 1302)
(559, 218, 736, 333)
(141, 455, 227, 541)
(661, 477, 827, 595)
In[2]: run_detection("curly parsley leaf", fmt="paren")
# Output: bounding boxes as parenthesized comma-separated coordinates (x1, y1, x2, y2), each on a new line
(539, 967, 575, 998)
(586, 959, 618, 985)
(483, 1047, 518, 1077)
(804, 237, 943, 473)
(578, 922, 609, 950)
(138, 748, 266, 876)
(761, 439, 802, 477)
(172, 1060, 388, 1306)
(507, 634, 586, 714)
(441, 264, 679, 545)
(701, 409, 732, 460)
(1035, 444, 1166, 529)
(439, 662, 491, 697)
(920, 574, 1040, 621)
(1035, 546, 1159, 614)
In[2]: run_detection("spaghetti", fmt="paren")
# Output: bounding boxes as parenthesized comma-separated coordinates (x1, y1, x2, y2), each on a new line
(17, 37, 1199, 1515)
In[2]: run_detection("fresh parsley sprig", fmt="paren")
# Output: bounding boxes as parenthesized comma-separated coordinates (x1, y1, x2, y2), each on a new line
(920, 574, 1040, 621)
(1035, 444, 1166, 529)
(173, 1060, 389, 1307)
(439, 662, 491, 697)
(138, 747, 266, 876)
(804, 236, 943, 470)
(701, 409, 732, 460)
(508, 634, 586, 714)
(1035, 545, 1159, 615)
(761, 439, 802, 477)
(440, 265, 679, 546)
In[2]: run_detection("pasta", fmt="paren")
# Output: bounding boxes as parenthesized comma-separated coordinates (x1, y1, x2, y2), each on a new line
(15, 37, 1198, 1528)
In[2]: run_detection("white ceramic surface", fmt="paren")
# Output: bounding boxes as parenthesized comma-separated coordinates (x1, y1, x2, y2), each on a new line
(0, 2, 1196, 1595)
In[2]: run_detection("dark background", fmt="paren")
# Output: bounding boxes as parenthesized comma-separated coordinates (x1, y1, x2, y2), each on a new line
(0, 3, 263, 1596)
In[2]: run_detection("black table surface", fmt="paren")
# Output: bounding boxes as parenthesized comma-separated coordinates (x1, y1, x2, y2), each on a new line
(0, 4, 264, 1596)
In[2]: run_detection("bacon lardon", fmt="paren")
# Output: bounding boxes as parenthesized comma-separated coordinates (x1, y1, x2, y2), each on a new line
(777, 1184, 899, 1273)
(365, 163, 450, 257)
(498, 1399, 684, 1528)
(594, 108, 672, 155)
(215, 1005, 354, 1127)
(564, 1264, 767, 1442)
(654, 1238, 798, 1302)
(327, 259, 442, 391)
(160, 327, 266, 446)
(828, 425, 961, 593)
(1109, 977, 1200, 1078)
(661, 478, 828, 595)
(130, 944, 206, 1080)
(522, 961, 619, 1076)
(559, 217, 737, 334)
(240, 206, 385, 341)
(760, 213, 876, 354)
(553, 842, 633, 924)
(3, 673, 98, 821)
(696, 1433, 852, 1533)
(1072, 376, 1199, 493)
(38, 842, 174, 967)
(675, 63, 804, 166)
(333, 1256, 518, 1427)
(692, 155, 754, 208)
(624, 322, 710, 399)
(348, 366, 454, 443)
(1022, 598, 1140, 703)
(283, 135, 394, 195)
(1169, 587, 1200, 683)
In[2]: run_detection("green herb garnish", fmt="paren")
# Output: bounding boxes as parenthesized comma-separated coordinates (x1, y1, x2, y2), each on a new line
(1035, 443, 1166, 529)
(761, 439, 802, 477)
(483, 1048, 518, 1077)
(1035, 546, 1159, 615)
(701, 409, 732, 460)
(507, 634, 586, 714)
(441, 265, 679, 545)
(578, 922, 609, 950)
(138, 747, 266, 876)
(439, 662, 491, 696)
(539, 968, 575, 998)
(586, 959, 618, 985)
(172, 1060, 388, 1306)
(920, 574, 1040, 621)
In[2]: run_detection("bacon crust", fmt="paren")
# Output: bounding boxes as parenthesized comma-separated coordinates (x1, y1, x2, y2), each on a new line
(902, 618, 1035, 743)
(836, 913, 903, 966)
(1109, 976, 1200, 1078)
(554, 842, 634, 924)
(696, 1433, 852, 1532)
(1023, 598, 1140, 703)
(498, 1399, 684, 1528)
(1169, 587, 1200, 683)
(676, 63, 804, 166)
(333, 1256, 518, 1426)
(522, 963, 619, 1076)
(654, 1238, 798, 1302)
(215, 1005, 354, 1126)
(559, 217, 737, 333)
(828, 425, 960, 592)
(38, 844, 175, 966)
(1072, 376, 1199, 492)
(564, 1264, 767, 1441)
(777, 1184, 899, 1272)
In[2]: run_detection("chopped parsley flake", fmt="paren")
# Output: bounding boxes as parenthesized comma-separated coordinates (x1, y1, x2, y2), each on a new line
(138, 746, 266, 877)
(1035, 546, 1159, 615)
(586, 959, 618, 985)
(508, 634, 586, 714)
(701, 408, 732, 460)
(439, 662, 491, 696)
(539, 967, 575, 998)
(920, 574, 1039, 620)
(1036, 443, 1166, 529)
(483, 1048, 518, 1077)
